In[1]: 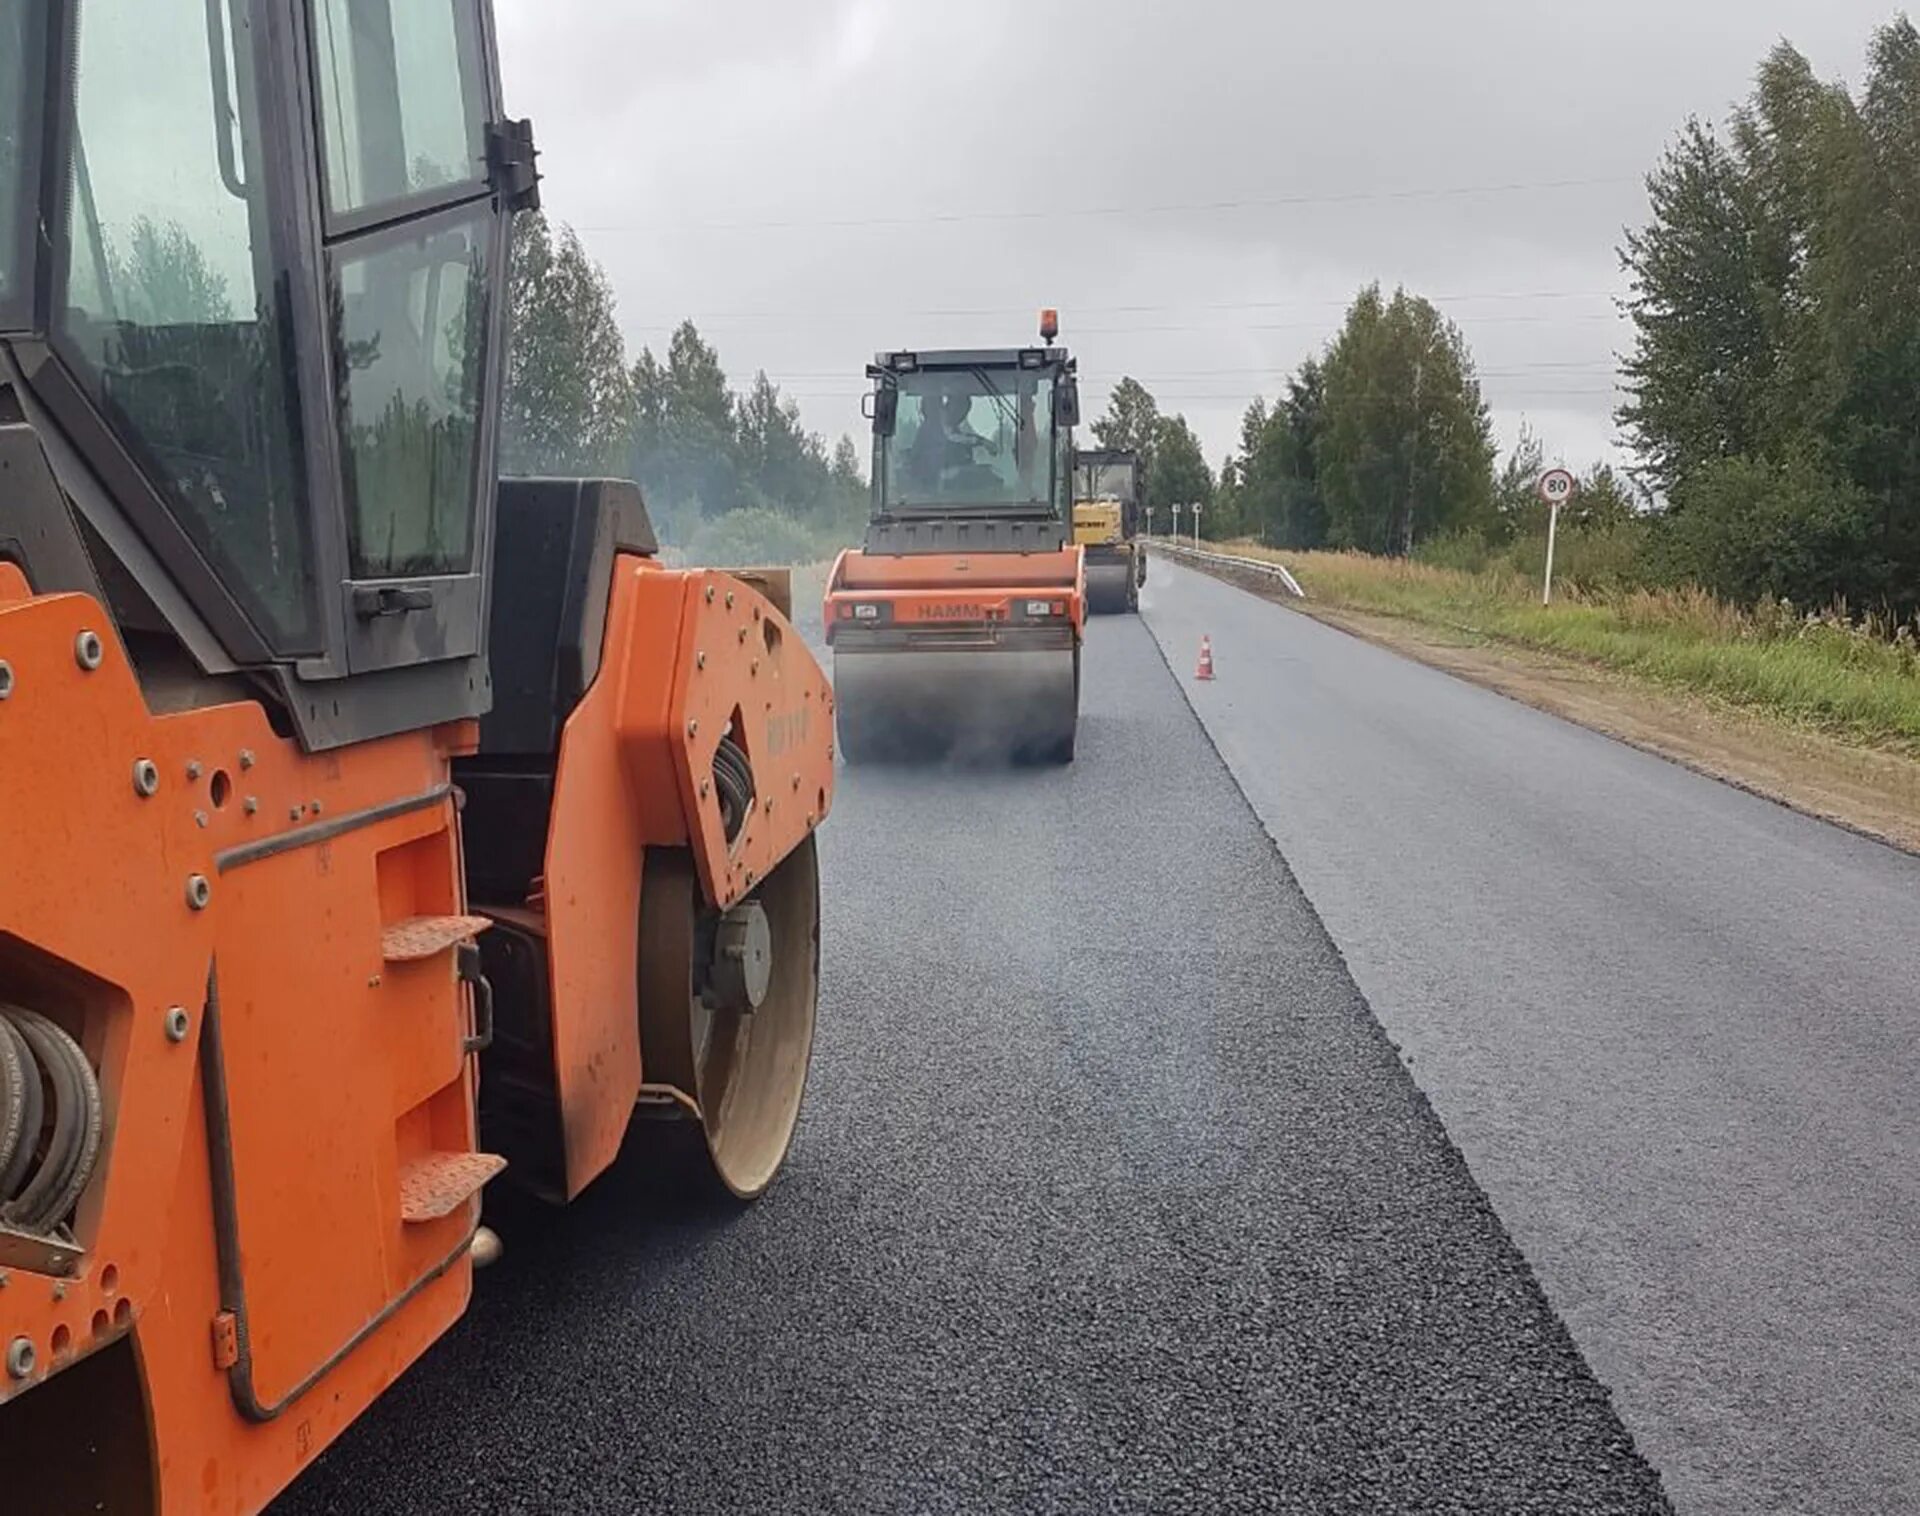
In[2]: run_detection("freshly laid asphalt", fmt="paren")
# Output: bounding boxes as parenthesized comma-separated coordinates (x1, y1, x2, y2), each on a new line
(1140, 553, 1920, 1516)
(273, 608, 1668, 1514)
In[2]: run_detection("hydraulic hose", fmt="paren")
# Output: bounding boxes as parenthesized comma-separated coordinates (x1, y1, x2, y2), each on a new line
(0, 1005, 103, 1235)
(712, 732, 756, 845)
(0, 1018, 30, 1199)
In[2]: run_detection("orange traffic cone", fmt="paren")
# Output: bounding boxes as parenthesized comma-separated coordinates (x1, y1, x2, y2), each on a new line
(1195, 635, 1215, 680)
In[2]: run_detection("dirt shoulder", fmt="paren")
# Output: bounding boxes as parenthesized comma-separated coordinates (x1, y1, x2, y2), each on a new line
(1179, 554, 1920, 855)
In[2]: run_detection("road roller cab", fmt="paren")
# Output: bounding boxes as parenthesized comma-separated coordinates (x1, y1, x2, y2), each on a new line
(824, 317, 1085, 764)
(1072, 447, 1147, 614)
(0, 2, 833, 1510)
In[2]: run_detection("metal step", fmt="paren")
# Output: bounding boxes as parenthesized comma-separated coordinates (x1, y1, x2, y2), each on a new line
(397, 1151, 507, 1223)
(381, 914, 492, 963)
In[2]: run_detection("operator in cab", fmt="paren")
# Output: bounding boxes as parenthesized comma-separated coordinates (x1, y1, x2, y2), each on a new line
(904, 385, 988, 494)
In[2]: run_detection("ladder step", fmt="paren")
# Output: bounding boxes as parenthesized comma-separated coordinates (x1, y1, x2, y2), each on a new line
(398, 1152, 507, 1223)
(382, 914, 491, 963)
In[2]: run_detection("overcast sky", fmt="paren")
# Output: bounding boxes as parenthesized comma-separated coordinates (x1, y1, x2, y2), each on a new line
(493, 1, 1906, 474)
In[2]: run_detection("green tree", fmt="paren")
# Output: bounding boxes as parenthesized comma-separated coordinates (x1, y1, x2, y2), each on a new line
(1211, 404, 1260, 539)
(1495, 440, 1644, 543)
(627, 328, 862, 558)
(626, 320, 741, 535)
(1274, 361, 1329, 550)
(1211, 454, 1247, 540)
(1490, 425, 1548, 542)
(1317, 285, 1495, 555)
(1621, 19, 1920, 612)
(828, 433, 869, 535)
(1655, 450, 1876, 606)
(501, 212, 631, 476)
(1815, 22, 1920, 604)
(1570, 464, 1644, 532)
(1092, 377, 1162, 480)
(737, 370, 828, 518)
(1231, 360, 1329, 549)
(1618, 120, 1784, 492)
(494, 210, 859, 561)
(684, 506, 823, 567)
(1147, 413, 1215, 527)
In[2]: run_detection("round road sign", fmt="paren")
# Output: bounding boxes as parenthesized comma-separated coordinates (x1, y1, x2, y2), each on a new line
(1538, 468, 1576, 508)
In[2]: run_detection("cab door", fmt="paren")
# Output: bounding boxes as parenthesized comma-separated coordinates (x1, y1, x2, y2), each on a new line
(305, 0, 516, 674)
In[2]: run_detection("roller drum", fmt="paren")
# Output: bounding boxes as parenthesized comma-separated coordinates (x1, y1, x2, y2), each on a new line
(1084, 559, 1136, 614)
(833, 646, 1079, 764)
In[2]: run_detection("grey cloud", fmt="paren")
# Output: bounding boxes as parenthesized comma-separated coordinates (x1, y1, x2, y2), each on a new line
(497, 0, 1906, 470)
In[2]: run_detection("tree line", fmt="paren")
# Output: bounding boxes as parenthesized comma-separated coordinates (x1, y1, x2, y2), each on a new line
(502, 212, 867, 562)
(1098, 286, 1637, 564)
(1619, 17, 1920, 614)
(504, 18, 1916, 615)
(1092, 17, 1920, 621)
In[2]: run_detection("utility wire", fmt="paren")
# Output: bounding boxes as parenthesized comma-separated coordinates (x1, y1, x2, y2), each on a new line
(619, 289, 1625, 324)
(758, 388, 1623, 404)
(744, 360, 1618, 381)
(622, 312, 1629, 337)
(578, 175, 1637, 234)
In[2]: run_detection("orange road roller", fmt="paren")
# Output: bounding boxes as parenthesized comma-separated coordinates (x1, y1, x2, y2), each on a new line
(0, 2, 833, 1510)
(825, 316, 1086, 763)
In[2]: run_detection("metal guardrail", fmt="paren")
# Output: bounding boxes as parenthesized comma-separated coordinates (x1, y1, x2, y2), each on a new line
(1145, 540, 1308, 599)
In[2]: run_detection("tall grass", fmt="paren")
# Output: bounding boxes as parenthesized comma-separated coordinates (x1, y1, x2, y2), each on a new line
(1214, 540, 1920, 750)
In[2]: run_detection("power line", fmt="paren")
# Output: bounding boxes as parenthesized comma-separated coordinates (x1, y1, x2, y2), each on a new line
(622, 310, 1627, 335)
(759, 386, 1623, 404)
(723, 360, 1618, 382)
(576, 175, 1638, 235)
(1059, 313, 1622, 335)
(622, 312, 1628, 338)
(618, 289, 1624, 325)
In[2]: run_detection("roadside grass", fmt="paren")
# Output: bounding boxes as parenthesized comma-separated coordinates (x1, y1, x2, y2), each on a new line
(1211, 541, 1920, 752)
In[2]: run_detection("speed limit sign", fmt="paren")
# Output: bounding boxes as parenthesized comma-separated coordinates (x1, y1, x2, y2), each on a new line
(1537, 469, 1576, 605)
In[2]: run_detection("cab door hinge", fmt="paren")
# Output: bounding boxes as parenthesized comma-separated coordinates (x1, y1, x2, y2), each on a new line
(487, 117, 541, 213)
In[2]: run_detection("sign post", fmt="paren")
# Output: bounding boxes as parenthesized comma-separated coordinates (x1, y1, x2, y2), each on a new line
(1191, 502, 1203, 546)
(1537, 468, 1575, 605)
(1169, 502, 1182, 540)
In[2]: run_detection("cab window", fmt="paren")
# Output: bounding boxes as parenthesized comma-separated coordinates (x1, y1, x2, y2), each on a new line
(334, 208, 490, 577)
(313, 0, 487, 218)
(55, 0, 317, 649)
(883, 369, 1056, 509)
